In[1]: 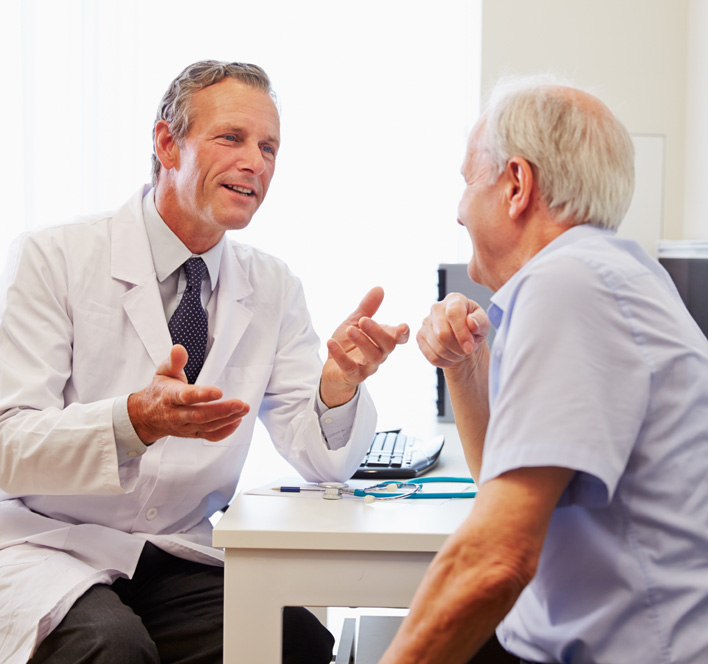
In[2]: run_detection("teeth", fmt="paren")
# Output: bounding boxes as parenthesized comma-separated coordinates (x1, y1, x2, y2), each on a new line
(225, 184, 254, 196)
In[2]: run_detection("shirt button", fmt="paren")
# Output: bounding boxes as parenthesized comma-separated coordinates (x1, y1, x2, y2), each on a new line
(128, 450, 138, 458)
(146, 507, 158, 520)
(324, 417, 333, 424)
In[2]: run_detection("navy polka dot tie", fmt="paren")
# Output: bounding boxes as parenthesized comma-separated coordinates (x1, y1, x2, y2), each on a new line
(168, 257, 208, 384)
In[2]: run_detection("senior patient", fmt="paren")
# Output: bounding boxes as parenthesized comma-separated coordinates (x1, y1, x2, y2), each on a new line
(381, 76, 708, 664)
(0, 60, 408, 664)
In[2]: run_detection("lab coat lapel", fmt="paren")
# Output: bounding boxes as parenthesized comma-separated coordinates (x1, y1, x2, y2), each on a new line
(199, 242, 253, 384)
(112, 187, 173, 369)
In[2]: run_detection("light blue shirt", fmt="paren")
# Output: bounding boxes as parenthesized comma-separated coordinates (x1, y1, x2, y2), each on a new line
(113, 189, 357, 462)
(480, 225, 708, 663)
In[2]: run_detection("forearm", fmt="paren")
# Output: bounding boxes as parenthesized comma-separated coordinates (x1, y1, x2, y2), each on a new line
(0, 399, 122, 495)
(263, 383, 376, 483)
(319, 373, 357, 409)
(380, 468, 574, 664)
(444, 343, 490, 480)
(379, 511, 527, 663)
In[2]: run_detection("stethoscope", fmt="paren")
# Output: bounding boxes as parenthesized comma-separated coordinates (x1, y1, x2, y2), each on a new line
(274, 477, 477, 502)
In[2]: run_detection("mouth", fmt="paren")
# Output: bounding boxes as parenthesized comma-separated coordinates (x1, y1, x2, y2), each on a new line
(223, 184, 256, 197)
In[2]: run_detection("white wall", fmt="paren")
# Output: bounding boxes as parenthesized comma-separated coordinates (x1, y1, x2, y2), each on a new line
(683, 0, 708, 241)
(479, 0, 692, 243)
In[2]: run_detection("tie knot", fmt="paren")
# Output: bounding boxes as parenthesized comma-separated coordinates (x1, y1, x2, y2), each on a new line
(183, 257, 207, 288)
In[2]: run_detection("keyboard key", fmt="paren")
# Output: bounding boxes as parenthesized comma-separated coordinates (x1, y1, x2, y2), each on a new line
(352, 431, 445, 479)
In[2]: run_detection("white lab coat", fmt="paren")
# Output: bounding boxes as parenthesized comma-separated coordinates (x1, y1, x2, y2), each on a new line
(0, 186, 376, 663)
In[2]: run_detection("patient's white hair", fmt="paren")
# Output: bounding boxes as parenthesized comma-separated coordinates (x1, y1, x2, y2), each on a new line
(478, 74, 635, 231)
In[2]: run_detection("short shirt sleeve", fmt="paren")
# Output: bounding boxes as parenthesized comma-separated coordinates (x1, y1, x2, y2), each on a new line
(479, 255, 650, 507)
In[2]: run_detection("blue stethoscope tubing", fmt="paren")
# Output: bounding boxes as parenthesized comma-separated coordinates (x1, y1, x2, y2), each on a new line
(355, 477, 477, 500)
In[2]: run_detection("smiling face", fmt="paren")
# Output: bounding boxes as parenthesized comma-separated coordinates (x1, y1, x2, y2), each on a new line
(457, 120, 513, 291)
(154, 77, 281, 252)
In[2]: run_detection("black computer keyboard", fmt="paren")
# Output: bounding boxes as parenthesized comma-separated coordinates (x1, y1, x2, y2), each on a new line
(352, 430, 445, 479)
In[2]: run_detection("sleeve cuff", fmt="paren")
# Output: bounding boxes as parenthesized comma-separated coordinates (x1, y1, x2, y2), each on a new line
(315, 388, 360, 450)
(112, 395, 148, 465)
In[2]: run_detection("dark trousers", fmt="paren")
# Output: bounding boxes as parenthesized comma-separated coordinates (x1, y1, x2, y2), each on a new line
(29, 542, 333, 664)
(471, 637, 547, 664)
(467, 633, 521, 664)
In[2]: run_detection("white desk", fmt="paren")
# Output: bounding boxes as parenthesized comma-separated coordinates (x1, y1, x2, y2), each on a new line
(213, 423, 474, 663)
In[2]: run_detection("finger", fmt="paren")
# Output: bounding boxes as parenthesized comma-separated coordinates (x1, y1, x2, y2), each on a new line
(346, 286, 385, 324)
(172, 404, 250, 438)
(189, 399, 250, 421)
(165, 383, 224, 407)
(393, 322, 411, 345)
(346, 325, 386, 365)
(428, 313, 464, 356)
(445, 299, 477, 354)
(359, 318, 410, 349)
(326, 338, 363, 377)
(200, 419, 245, 442)
(416, 329, 456, 368)
(198, 412, 246, 434)
(420, 312, 468, 362)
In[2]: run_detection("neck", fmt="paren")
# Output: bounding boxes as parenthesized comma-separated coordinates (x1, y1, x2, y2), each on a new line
(154, 183, 223, 254)
(496, 211, 576, 290)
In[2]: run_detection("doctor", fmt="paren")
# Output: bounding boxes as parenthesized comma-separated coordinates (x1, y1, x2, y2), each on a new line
(0, 60, 409, 664)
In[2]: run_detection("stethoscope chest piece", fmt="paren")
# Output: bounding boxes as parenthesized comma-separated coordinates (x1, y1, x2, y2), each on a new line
(320, 482, 348, 500)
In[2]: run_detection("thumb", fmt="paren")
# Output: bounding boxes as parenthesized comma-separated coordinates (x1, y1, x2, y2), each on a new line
(348, 286, 385, 323)
(157, 344, 189, 380)
(466, 310, 491, 342)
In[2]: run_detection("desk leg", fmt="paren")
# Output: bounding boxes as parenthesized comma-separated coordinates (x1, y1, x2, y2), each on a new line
(222, 548, 434, 664)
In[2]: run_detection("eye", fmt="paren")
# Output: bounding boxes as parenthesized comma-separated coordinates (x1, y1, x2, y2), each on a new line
(223, 135, 237, 142)
(262, 144, 276, 156)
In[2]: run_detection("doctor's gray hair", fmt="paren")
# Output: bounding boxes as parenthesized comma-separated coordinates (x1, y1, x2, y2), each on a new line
(478, 75, 635, 231)
(151, 60, 277, 186)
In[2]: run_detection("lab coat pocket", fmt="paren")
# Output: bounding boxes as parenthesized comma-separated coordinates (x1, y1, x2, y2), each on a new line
(203, 364, 273, 447)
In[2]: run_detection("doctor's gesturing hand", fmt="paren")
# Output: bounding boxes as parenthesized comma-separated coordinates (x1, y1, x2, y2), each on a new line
(127, 345, 250, 444)
(320, 287, 410, 408)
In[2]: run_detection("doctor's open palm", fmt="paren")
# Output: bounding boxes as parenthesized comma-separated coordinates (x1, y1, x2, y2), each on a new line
(127, 344, 250, 444)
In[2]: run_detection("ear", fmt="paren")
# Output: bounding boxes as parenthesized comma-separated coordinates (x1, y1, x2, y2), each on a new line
(503, 156, 535, 220)
(154, 120, 180, 172)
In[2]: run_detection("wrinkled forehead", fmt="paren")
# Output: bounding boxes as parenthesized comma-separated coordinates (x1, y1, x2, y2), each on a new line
(189, 78, 280, 135)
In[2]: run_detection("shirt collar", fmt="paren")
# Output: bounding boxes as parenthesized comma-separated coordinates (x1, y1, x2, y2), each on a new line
(142, 188, 224, 290)
(488, 224, 615, 327)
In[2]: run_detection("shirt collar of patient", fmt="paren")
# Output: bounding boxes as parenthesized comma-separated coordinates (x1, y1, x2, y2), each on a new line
(142, 187, 223, 288)
(489, 224, 614, 325)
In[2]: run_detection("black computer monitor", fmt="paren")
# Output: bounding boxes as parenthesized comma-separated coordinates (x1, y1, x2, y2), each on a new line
(659, 257, 708, 339)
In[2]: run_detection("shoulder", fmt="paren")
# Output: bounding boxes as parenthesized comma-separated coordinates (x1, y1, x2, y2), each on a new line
(14, 188, 145, 257)
(515, 233, 661, 317)
(7, 213, 114, 272)
(226, 238, 299, 285)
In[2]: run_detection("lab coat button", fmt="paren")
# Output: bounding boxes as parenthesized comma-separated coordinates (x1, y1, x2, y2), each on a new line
(146, 507, 158, 520)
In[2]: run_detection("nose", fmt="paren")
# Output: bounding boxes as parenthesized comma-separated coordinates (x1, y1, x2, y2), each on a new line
(456, 207, 468, 228)
(237, 143, 266, 175)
